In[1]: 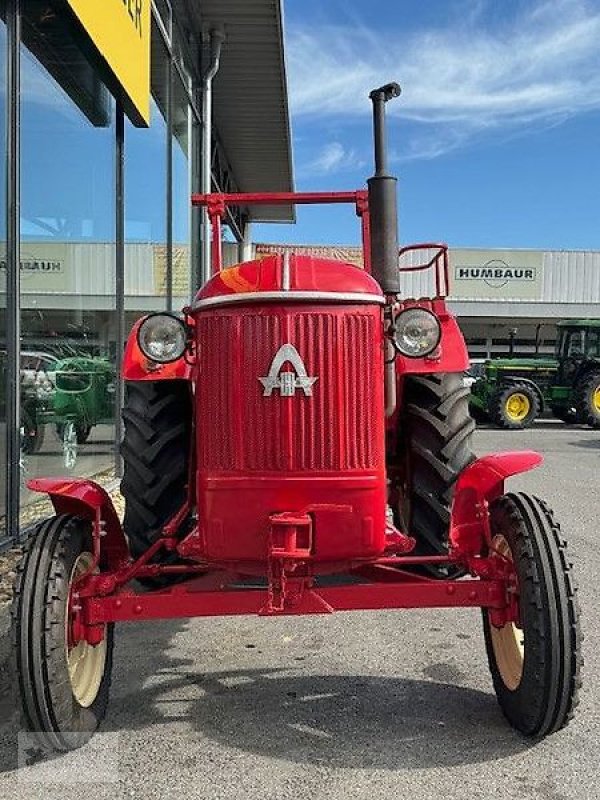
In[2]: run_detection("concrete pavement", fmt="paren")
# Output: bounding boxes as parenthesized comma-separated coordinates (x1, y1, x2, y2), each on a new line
(0, 424, 598, 799)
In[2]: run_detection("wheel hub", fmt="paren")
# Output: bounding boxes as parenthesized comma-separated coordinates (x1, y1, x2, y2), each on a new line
(66, 552, 107, 708)
(489, 534, 524, 691)
(505, 393, 530, 422)
(593, 386, 600, 413)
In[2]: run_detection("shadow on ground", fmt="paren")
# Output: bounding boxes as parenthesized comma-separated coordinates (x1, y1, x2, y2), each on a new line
(567, 436, 600, 449)
(0, 614, 533, 775)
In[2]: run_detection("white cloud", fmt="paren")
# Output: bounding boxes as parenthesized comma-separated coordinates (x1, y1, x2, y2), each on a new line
(287, 0, 600, 158)
(302, 141, 365, 175)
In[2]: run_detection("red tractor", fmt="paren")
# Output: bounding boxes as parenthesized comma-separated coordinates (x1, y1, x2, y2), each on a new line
(12, 84, 581, 752)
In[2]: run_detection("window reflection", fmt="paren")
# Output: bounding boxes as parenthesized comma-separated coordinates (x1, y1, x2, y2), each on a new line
(19, 10, 116, 529)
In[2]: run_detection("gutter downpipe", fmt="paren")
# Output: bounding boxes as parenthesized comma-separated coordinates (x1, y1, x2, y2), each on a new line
(200, 28, 225, 288)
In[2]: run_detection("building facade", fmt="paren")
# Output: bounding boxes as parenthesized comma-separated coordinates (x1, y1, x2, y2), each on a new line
(255, 243, 600, 358)
(0, 1, 293, 546)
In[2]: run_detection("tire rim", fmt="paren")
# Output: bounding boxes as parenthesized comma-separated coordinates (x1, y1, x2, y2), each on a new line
(63, 421, 78, 469)
(66, 552, 107, 708)
(505, 393, 530, 422)
(489, 534, 524, 691)
(593, 386, 600, 413)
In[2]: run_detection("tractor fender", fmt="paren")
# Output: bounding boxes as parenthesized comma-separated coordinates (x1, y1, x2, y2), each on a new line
(449, 451, 543, 558)
(122, 317, 192, 381)
(497, 376, 545, 412)
(27, 478, 130, 569)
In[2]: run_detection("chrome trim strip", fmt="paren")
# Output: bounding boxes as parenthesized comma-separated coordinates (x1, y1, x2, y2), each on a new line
(282, 251, 291, 291)
(191, 291, 385, 310)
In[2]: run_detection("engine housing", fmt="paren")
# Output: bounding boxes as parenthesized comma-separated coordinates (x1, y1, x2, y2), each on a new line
(189, 255, 387, 571)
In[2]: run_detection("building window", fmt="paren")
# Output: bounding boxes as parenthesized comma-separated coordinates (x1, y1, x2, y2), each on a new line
(19, 4, 117, 529)
(125, 19, 169, 314)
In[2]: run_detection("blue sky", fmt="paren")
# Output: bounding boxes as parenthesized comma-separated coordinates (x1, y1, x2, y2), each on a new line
(256, 0, 600, 249)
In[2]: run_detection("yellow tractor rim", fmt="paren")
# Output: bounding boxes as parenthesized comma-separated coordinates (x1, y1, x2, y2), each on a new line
(66, 552, 107, 708)
(593, 386, 600, 413)
(505, 392, 530, 422)
(490, 534, 524, 691)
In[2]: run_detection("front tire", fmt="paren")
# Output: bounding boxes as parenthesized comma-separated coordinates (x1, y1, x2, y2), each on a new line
(483, 494, 582, 737)
(490, 382, 540, 429)
(399, 373, 475, 574)
(11, 515, 114, 752)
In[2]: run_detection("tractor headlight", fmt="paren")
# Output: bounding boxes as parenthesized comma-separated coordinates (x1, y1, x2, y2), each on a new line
(137, 313, 188, 363)
(393, 308, 441, 358)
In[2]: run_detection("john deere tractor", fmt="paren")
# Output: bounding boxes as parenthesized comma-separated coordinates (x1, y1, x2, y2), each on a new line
(470, 319, 600, 428)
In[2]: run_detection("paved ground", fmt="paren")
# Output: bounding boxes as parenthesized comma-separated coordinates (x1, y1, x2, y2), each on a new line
(0, 423, 598, 799)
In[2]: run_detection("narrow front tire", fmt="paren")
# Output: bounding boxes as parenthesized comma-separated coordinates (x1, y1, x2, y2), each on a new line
(11, 515, 114, 752)
(483, 493, 582, 737)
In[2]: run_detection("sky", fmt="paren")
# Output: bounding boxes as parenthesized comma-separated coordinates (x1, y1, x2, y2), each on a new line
(256, 0, 600, 249)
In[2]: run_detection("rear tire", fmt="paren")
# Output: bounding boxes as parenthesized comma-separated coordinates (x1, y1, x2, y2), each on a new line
(121, 381, 192, 566)
(490, 382, 540, 429)
(11, 515, 114, 752)
(399, 373, 475, 575)
(574, 370, 600, 429)
(483, 493, 582, 737)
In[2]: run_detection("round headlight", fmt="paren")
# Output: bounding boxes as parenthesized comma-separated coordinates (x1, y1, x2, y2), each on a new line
(137, 313, 188, 363)
(393, 308, 441, 358)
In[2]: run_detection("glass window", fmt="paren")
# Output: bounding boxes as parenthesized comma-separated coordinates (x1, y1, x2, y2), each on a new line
(125, 20, 169, 315)
(172, 69, 191, 305)
(566, 330, 585, 358)
(586, 329, 600, 358)
(19, 4, 117, 530)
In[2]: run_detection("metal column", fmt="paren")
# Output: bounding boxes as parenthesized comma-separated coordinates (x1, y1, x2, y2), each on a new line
(6, 0, 20, 544)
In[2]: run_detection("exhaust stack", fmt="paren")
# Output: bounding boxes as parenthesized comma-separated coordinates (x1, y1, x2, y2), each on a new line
(368, 82, 401, 294)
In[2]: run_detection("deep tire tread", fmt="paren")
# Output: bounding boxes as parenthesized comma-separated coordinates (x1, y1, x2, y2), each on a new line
(399, 372, 476, 572)
(120, 380, 192, 561)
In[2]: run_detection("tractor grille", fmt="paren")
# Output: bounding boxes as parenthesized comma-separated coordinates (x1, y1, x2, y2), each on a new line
(195, 307, 383, 473)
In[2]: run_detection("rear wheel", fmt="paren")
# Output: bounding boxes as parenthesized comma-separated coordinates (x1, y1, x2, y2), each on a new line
(483, 493, 581, 737)
(11, 515, 114, 752)
(574, 370, 600, 428)
(398, 373, 475, 575)
(121, 380, 192, 567)
(490, 382, 540, 429)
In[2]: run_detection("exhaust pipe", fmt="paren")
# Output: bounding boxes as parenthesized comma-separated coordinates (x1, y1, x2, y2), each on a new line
(368, 82, 401, 295)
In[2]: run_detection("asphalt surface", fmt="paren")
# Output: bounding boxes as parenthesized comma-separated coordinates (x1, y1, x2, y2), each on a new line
(0, 422, 598, 799)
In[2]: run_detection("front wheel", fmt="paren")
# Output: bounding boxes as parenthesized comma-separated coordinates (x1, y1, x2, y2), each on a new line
(483, 493, 581, 737)
(11, 515, 114, 752)
(490, 383, 540, 429)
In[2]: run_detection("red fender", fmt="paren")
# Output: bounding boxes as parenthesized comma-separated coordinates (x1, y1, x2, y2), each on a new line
(27, 478, 130, 569)
(449, 451, 543, 559)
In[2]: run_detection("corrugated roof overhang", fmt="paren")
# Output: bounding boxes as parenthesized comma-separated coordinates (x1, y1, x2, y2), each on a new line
(173, 0, 294, 223)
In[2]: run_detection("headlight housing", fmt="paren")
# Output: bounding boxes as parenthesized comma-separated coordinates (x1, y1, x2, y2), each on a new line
(393, 307, 441, 358)
(137, 313, 188, 363)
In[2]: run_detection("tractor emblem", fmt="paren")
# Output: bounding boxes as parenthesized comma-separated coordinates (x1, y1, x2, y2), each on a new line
(259, 343, 317, 397)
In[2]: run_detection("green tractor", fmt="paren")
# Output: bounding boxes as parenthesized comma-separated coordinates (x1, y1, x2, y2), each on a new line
(470, 319, 600, 429)
(51, 356, 116, 467)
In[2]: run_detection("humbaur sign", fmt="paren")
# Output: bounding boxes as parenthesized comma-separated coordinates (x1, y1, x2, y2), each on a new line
(260, 344, 318, 397)
(455, 259, 537, 289)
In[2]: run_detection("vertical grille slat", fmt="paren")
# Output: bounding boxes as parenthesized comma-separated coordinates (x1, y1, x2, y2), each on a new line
(196, 307, 380, 472)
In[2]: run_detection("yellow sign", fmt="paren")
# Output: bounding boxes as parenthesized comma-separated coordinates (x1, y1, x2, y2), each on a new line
(66, 0, 151, 126)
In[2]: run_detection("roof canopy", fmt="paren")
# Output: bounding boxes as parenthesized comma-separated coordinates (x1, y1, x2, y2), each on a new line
(174, 0, 294, 223)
